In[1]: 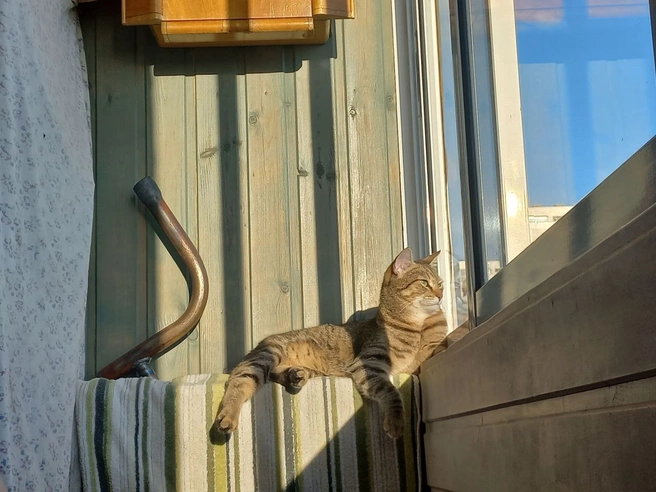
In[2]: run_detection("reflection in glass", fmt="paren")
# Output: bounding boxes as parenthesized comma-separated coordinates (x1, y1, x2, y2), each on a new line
(515, 0, 656, 239)
(436, 0, 469, 327)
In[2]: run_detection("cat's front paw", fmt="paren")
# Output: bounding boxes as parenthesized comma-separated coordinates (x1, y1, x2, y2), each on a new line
(383, 408, 405, 439)
(213, 406, 240, 434)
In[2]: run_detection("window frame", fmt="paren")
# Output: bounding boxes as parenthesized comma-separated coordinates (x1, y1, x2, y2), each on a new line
(398, 0, 656, 327)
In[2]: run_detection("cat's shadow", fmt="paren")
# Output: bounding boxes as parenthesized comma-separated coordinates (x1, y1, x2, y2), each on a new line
(345, 306, 378, 323)
(209, 425, 230, 445)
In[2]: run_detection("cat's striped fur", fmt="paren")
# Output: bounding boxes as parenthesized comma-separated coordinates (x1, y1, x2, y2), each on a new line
(212, 248, 446, 439)
(347, 307, 451, 375)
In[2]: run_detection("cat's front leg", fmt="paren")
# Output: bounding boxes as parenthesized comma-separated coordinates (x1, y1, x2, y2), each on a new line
(347, 358, 405, 439)
(213, 338, 284, 435)
(213, 375, 255, 434)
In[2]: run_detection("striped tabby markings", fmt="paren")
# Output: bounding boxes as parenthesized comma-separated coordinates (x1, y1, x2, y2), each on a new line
(365, 379, 401, 492)
(396, 375, 416, 492)
(352, 381, 371, 492)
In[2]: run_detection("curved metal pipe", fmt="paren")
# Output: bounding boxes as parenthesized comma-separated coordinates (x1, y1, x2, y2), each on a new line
(97, 177, 209, 379)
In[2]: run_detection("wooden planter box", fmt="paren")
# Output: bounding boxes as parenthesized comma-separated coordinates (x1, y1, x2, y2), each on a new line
(122, 0, 355, 47)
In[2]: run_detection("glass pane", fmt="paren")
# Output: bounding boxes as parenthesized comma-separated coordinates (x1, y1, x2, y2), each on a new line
(436, 0, 470, 327)
(434, 0, 656, 323)
(514, 0, 656, 241)
(452, 0, 507, 286)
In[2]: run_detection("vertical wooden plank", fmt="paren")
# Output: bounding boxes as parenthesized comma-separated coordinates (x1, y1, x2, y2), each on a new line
(196, 48, 253, 374)
(93, 3, 149, 370)
(184, 54, 201, 375)
(281, 47, 305, 334)
(195, 60, 223, 374)
(245, 48, 297, 344)
(146, 41, 198, 380)
(294, 38, 345, 327)
(343, 0, 403, 311)
(79, 3, 98, 378)
(330, 21, 356, 321)
(291, 53, 320, 327)
(379, 0, 404, 256)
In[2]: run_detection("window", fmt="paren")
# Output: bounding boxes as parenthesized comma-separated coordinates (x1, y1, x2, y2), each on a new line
(398, 0, 656, 328)
(515, 0, 656, 228)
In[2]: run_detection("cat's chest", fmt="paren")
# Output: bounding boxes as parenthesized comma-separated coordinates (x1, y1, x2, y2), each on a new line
(388, 334, 422, 372)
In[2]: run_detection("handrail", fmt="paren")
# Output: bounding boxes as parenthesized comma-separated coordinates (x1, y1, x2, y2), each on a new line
(97, 177, 209, 379)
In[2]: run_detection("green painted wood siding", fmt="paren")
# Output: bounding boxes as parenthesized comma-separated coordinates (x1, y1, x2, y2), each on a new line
(80, 1, 403, 380)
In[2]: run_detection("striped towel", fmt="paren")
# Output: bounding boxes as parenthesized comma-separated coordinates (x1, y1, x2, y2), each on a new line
(74, 374, 422, 492)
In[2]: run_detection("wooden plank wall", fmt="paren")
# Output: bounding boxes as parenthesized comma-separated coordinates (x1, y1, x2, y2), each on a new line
(79, 1, 403, 380)
(420, 200, 656, 491)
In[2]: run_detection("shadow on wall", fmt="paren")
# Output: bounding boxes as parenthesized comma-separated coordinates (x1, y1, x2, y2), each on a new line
(206, 34, 343, 369)
(80, 0, 399, 379)
(145, 14, 343, 371)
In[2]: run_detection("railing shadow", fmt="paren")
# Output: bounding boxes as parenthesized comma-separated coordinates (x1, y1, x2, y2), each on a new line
(296, 28, 342, 324)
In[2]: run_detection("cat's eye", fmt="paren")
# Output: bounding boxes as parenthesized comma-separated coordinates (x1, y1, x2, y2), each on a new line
(420, 280, 429, 288)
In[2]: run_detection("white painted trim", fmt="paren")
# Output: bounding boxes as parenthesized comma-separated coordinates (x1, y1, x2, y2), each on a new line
(393, 0, 464, 332)
(417, 0, 458, 332)
(391, 0, 429, 256)
(487, 0, 531, 262)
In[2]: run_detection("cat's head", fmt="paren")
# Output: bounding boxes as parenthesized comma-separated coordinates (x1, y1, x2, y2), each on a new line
(379, 248, 444, 325)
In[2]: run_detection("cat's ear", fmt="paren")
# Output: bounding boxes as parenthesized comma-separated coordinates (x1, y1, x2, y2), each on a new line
(392, 248, 413, 276)
(419, 250, 441, 268)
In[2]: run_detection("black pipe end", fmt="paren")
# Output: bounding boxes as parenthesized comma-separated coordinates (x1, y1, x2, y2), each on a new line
(133, 176, 162, 208)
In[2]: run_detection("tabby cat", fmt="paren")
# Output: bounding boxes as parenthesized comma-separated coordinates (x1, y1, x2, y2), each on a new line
(212, 248, 447, 439)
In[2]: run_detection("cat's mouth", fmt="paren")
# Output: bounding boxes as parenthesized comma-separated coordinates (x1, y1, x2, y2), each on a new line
(419, 297, 442, 314)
